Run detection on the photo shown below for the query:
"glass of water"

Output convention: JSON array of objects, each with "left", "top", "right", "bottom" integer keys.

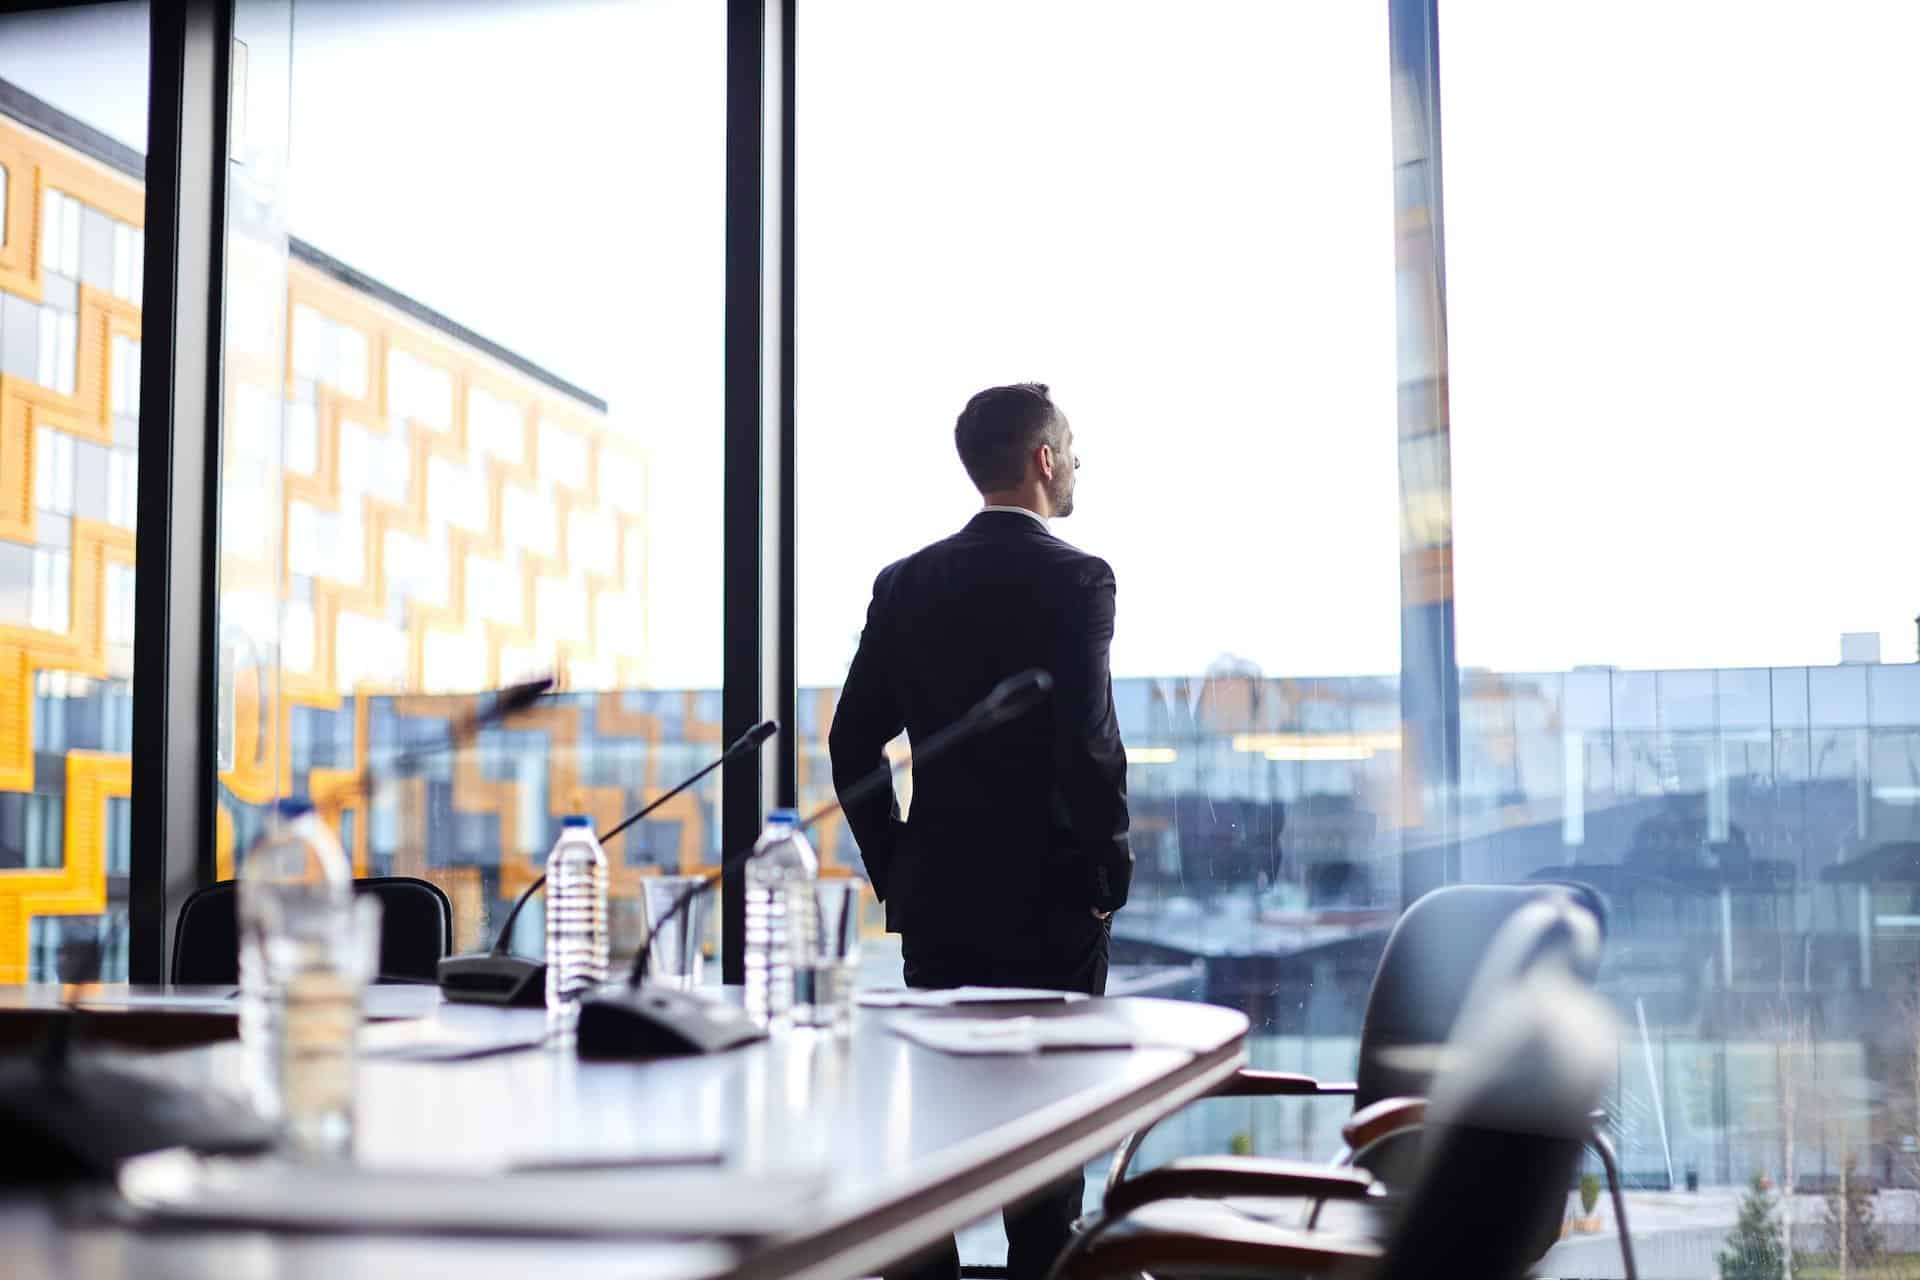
[
  {"left": 639, "top": 874, "right": 711, "bottom": 990},
  {"left": 792, "top": 878, "right": 864, "bottom": 1034},
  {"left": 273, "top": 894, "right": 380, "bottom": 1158}
]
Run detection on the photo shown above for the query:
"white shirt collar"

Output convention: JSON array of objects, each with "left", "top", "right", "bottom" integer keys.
[{"left": 980, "top": 504, "right": 1050, "bottom": 532}]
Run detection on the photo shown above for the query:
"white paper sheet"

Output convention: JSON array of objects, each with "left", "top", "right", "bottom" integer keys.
[
  {"left": 119, "top": 1148, "right": 825, "bottom": 1237},
  {"left": 886, "top": 1011, "right": 1138, "bottom": 1055},
  {"left": 857, "top": 986, "right": 1089, "bottom": 1009}
]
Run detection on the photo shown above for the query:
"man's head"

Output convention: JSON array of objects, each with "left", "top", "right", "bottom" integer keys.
[{"left": 953, "top": 382, "right": 1079, "bottom": 518}]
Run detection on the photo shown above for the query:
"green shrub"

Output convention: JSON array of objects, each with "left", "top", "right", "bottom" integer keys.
[
  {"left": 1719, "top": 1174, "right": 1784, "bottom": 1280},
  {"left": 1579, "top": 1172, "right": 1601, "bottom": 1217}
]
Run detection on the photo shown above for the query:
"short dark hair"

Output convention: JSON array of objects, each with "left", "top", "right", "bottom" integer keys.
[{"left": 953, "top": 383, "right": 1061, "bottom": 493}]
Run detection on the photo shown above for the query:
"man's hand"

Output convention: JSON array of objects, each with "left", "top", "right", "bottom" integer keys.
[{"left": 1091, "top": 908, "right": 1112, "bottom": 921}]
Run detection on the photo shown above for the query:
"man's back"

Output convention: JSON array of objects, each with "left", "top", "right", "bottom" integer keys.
[
  {"left": 836, "top": 382, "right": 1126, "bottom": 1280},
  {"left": 828, "top": 510, "right": 1131, "bottom": 943}
]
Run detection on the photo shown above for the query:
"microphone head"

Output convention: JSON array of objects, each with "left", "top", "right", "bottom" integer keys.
[
  {"left": 492, "top": 674, "right": 556, "bottom": 719},
  {"left": 978, "top": 669, "right": 1053, "bottom": 726},
  {"left": 725, "top": 719, "right": 779, "bottom": 758}
]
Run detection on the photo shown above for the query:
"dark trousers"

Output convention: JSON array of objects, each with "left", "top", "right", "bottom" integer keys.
[{"left": 883, "top": 914, "right": 1111, "bottom": 1280}]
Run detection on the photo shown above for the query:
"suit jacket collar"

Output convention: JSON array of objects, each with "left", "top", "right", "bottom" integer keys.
[{"left": 966, "top": 508, "right": 1055, "bottom": 540}]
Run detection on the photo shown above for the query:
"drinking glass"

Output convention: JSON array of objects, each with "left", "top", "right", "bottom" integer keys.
[
  {"left": 640, "top": 874, "right": 711, "bottom": 991},
  {"left": 792, "top": 878, "right": 864, "bottom": 1034},
  {"left": 275, "top": 894, "right": 380, "bottom": 1158}
]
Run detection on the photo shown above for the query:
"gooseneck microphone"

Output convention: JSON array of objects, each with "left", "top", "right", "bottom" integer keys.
[
  {"left": 436, "top": 719, "right": 779, "bottom": 1006},
  {"left": 575, "top": 669, "right": 1053, "bottom": 1059},
  {"left": 320, "top": 675, "right": 556, "bottom": 809}
]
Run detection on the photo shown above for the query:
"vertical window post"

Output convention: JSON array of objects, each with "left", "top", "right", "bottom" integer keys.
[
  {"left": 1389, "top": 0, "right": 1461, "bottom": 904},
  {"left": 723, "top": 0, "right": 797, "bottom": 982},
  {"left": 129, "top": 0, "right": 230, "bottom": 981}
]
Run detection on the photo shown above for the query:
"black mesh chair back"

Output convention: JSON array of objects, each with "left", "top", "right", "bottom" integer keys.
[
  {"left": 1352, "top": 881, "right": 1606, "bottom": 1113},
  {"left": 1376, "top": 948, "right": 1616, "bottom": 1280},
  {"left": 170, "top": 876, "right": 453, "bottom": 985}
]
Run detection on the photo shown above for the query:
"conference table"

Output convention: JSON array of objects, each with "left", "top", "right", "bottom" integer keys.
[{"left": 1, "top": 986, "right": 1248, "bottom": 1280}]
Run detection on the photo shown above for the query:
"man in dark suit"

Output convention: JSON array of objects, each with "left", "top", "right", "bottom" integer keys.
[{"left": 829, "top": 382, "right": 1131, "bottom": 1280}]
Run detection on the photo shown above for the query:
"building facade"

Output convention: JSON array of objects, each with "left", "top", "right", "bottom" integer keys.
[{"left": 0, "top": 82, "right": 652, "bottom": 981}]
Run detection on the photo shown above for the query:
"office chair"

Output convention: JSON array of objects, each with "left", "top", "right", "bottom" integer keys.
[
  {"left": 1101, "top": 882, "right": 1607, "bottom": 1194},
  {"left": 170, "top": 877, "right": 453, "bottom": 986},
  {"left": 1053, "top": 901, "right": 1622, "bottom": 1280}
]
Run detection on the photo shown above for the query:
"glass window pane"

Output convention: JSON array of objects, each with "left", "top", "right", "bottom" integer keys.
[
  {"left": 1444, "top": 0, "right": 1920, "bottom": 1202},
  {"left": 799, "top": 3, "right": 1393, "bottom": 1234},
  {"left": 210, "top": 0, "right": 723, "bottom": 978},
  {"left": 0, "top": 3, "right": 147, "bottom": 984}
]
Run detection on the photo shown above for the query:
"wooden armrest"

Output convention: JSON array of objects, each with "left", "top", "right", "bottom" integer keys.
[
  {"left": 1215, "top": 1070, "right": 1358, "bottom": 1098},
  {"left": 1104, "top": 1156, "right": 1376, "bottom": 1220},
  {"left": 1064, "top": 1200, "right": 1382, "bottom": 1280},
  {"left": 1340, "top": 1096, "right": 1426, "bottom": 1153}
]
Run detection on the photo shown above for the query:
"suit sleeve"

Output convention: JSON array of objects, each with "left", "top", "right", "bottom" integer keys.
[
  {"left": 1053, "top": 560, "right": 1133, "bottom": 913},
  {"left": 827, "top": 576, "right": 907, "bottom": 902}
]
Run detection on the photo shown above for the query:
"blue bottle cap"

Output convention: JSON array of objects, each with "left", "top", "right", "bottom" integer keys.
[
  {"left": 768, "top": 808, "right": 800, "bottom": 824},
  {"left": 561, "top": 815, "right": 593, "bottom": 828},
  {"left": 274, "top": 797, "right": 315, "bottom": 820}
]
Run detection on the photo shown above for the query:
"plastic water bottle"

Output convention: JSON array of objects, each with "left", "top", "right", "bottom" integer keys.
[
  {"left": 238, "top": 798, "right": 352, "bottom": 1144},
  {"left": 544, "top": 815, "right": 610, "bottom": 1035},
  {"left": 744, "top": 809, "right": 819, "bottom": 1030}
]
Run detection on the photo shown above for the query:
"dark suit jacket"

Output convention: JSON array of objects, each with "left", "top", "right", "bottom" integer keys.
[{"left": 827, "top": 510, "right": 1132, "bottom": 943}]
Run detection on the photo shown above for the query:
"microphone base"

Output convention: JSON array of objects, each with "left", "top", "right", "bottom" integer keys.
[
  {"left": 436, "top": 954, "right": 548, "bottom": 1007},
  {"left": 575, "top": 985, "right": 767, "bottom": 1059}
]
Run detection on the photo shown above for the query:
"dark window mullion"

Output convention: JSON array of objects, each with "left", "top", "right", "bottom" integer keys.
[{"left": 128, "top": 0, "right": 230, "bottom": 983}]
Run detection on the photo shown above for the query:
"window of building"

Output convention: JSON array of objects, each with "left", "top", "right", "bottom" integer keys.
[
  {"left": 536, "top": 419, "right": 589, "bottom": 492},
  {"left": 389, "top": 348, "right": 452, "bottom": 432},
  {"left": 291, "top": 303, "right": 368, "bottom": 399},
  {"left": 35, "top": 303, "right": 77, "bottom": 394},
  {"left": 106, "top": 562, "right": 135, "bottom": 646},
  {"left": 106, "top": 447, "right": 136, "bottom": 530},
  {"left": 41, "top": 187, "right": 80, "bottom": 278},
  {"left": 468, "top": 386, "right": 525, "bottom": 463},
  {"left": 34, "top": 426, "right": 75, "bottom": 514},
  {"left": 110, "top": 333, "right": 140, "bottom": 417},
  {"left": 110, "top": 222, "right": 142, "bottom": 304},
  {"left": 30, "top": 547, "right": 70, "bottom": 633}
]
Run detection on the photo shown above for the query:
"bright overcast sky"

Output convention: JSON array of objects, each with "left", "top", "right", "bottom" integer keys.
[{"left": 3, "top": 0, "right": 1916, "bottom": 690}]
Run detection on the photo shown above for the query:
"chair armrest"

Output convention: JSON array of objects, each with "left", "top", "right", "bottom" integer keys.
[
  {"left": 1062, "top": 1200, "right": 1382, "bottom": 1280},
  {"left": 1104, "top": 1155, "right": 1376, "bottom": 1220},
  {"left": 1103, "top": 1071, "right": 1361, "bottom": 1195},
  {"left": 1215, "top": 1070, "right": 1358, "bottom": 1098},
  {"left": 1340, "top": 1096, "right": 1426, "bottom": 1154}
]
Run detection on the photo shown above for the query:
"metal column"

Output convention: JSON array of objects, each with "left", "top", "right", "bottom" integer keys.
[{"left": 1389, "top": 0, "right": 1461, "bottom": 905}]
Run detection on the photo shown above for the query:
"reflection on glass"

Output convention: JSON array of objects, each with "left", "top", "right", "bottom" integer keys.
[
  {"left": 204, "top": 0, "right": 724, "bottom": 963},
  {"left": 0, "top": 3, "right": 148, "bottom": 982},
  {"left": 1441, "top": 0, "right": 1920, "bottom": 1224}
]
